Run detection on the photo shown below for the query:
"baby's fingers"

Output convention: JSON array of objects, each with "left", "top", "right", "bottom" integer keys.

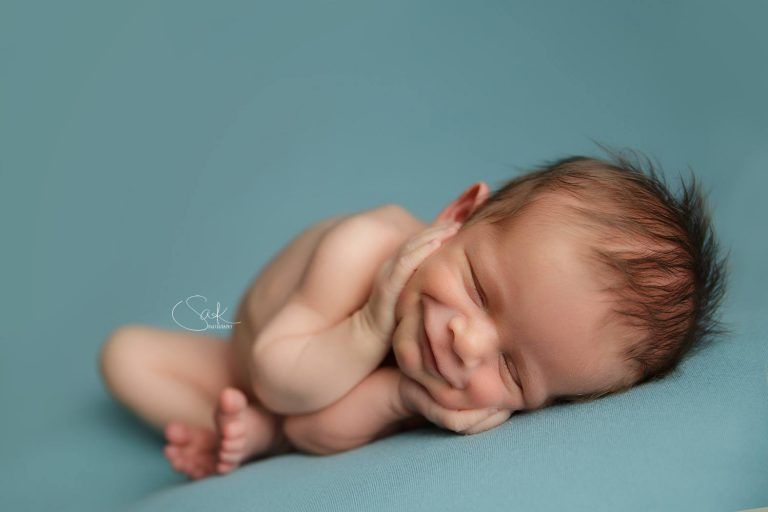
[
  {"left": 442, "top": 408, "right": 509, "bottom": 435},
  {"left": 403, "top": 222, "right": 461, "bottom": 249},
  {"left": 462, "top": 409, "right": 512, "bottom": 435},
  {"left": 363, "top": 222, "right": 460, "bottom": 340},
  {"left": 388, "top": 224, "right": 458, "bottom": 292},
  {"left": 401, "top": 378, "right": 501, "bottom": 434}
]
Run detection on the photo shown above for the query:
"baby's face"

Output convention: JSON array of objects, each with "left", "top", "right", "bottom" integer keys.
[{"left": 392, "top": 208, "right": 633, "bottom": 412}]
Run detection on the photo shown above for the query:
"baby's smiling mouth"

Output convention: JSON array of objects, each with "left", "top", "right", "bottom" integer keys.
[
  {"left": 420, "top": 323, "right": 442, "bottom": 381},
  {"left": 422, "top": 317, "right": 465, "bottom": 390}
]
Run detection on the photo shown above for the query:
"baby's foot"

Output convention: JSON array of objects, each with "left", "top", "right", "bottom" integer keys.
[
  {"left": 163, "top": 422, "right": 218, "bottom": 480},
  {"left": 214, "top": 387, "right": 286, "bottom": 475}
]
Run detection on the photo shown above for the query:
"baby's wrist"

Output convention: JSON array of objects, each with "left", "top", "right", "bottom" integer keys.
[
  {"left": 392, "top": 372, "right": 418, "bottom": 419},
  {"left": 357, "top": 303, "right": 392, "bottom": 347}
]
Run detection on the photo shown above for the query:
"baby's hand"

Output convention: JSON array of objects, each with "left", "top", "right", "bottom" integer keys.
[
  {"left": 398, "top": 374, "right": 512, "bottom": 435},
  {"left": 362, "top": 221, "right": 460, "bottom": 342}
]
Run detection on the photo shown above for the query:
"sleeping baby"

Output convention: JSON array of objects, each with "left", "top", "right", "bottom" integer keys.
[{"left": 99, "top": 149, "right": 728, "bottom": 480}]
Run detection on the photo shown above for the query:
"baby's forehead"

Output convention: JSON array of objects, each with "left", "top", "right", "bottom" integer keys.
[
  {"left": 465, "top": 220, "right": 602, "bottom": 310},
  {"left": 462, "top": 213, "right": 642, "bottom": 390},
  {"left": 475, "top": 206, "right": 596, "bottom": 260}
]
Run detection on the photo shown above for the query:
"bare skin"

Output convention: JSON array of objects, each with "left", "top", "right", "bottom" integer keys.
[
  {"left": 100, "top": 205, "right": 429, "bottom": 479},
  {"left": 100, "top": 183, "right": 635, "bottom": 480}
]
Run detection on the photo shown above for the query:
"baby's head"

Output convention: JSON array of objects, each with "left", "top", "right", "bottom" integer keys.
[{"left": 392, "top": 148, "right": 729, "bottom": 413}]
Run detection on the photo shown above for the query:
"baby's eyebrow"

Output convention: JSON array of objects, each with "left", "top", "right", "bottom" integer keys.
[{"left": 468, "top": 256, "right": 489, "bottom": 307}]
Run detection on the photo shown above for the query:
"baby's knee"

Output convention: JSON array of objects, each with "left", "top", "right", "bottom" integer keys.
[
  {"left": 100, "top": 324, "right": 146, "bottom": 360},
  {"left": 98, "top": 324, "right": 152, "bottom": 386}
]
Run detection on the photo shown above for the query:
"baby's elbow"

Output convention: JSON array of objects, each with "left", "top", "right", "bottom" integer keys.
[
  {"left": 249, "top": 342, "right": 325, "bottom": 415},
  {"left": 249, "top": 343, "right": 295, "bottom": 414}
]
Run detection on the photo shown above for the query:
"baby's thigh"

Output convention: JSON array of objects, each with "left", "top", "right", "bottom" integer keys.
[{"left": 101, "top": 324, "right": 244, "bottom": 403}]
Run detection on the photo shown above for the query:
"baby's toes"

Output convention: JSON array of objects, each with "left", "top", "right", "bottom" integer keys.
[
  {"left": 216, "top": 461, "right": 237, "bottom": 474},
  {"left": 190, "top": 460, "right": 212, "bottom": 479},
  {"left": 224, "top": 421, "right": 247, "bottom": 443},
  {"left": 192, "top": 458, "right": 218, "bottom": 479},
  {"left": 164, "top": 422, "right": 191, "bottom": 446},
  {"left": 219, "top": 387, "right": 248, "bottom": 415},
  {"left": 186, "top": 456, "right": 212, "bottom": 478},
  {"left": 189, "top": 465, "right": 207, "bottom": 480},
  {"left": 167, "top": 446, "right": 196, "bottom": 472},
  {"left": 163, "top": 445, "right": 184, "bottom": 471},
  {"left": 215, "top": 389, "right": 249, "bottom": 436},
  {"left": 219, "top": 447, "right": 245, "bottom": 464},
  {"left": 164, "top": 444, "right": 179, "bottom": 460},
  {"left": 220, "top": 437, "right": 246, "bottom": 453}
]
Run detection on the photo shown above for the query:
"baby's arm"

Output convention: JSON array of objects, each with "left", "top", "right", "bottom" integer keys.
[
  {"left": 251, "top": 216, "right": 458, "bottom": 417},
  {"left": 282, "top": 367, "right": 425, "bottom": 455},
  {"left": 250, "top": 213, "right": 408, "bottom": 415},
  {"left": 282, "top": 366, "right": 510, "bottom": 455}
]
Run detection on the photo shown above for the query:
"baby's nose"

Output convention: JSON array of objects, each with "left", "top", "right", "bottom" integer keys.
[{"left": 448, "top": 315, "right": 493, "bottom": 369}]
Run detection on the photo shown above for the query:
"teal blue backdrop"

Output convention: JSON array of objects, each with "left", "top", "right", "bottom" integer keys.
[{"left": 1, "top": 1, "right": 766, "bottom": 511}]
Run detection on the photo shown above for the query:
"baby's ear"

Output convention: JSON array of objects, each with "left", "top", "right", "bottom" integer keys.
[{"left": 434, "top": 182, "right": 490, "bottom": 225}]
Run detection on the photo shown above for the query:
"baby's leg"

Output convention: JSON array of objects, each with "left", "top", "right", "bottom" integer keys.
[{"left": 99, "top": 325, "right": 291, "bottom": 478}]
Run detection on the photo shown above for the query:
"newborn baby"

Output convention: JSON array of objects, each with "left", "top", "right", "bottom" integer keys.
[{"left": 99, "top": 151, "right": 728, "bottom": 480}]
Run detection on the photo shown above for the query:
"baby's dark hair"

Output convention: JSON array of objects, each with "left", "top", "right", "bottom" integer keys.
[{"left": 463, "top": 144, "right": 730, "bottom": 405}]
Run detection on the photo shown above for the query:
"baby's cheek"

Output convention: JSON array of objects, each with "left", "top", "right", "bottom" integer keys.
[{"left": 391, "top": 322, "right": 418, "bottom": 374}]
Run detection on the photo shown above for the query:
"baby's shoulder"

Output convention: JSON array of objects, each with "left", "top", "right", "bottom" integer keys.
[
  {"left": 352, "top": 203, "right": 425, "bottom": 238},
  {"left": 308, "top": 204, "right": 428, "bottom": 287},
  {"left": 307, "top": 204, "right": 425, "bottom": 301},
  {"left": 305, "top": 204, "right": 412, "bottom": 273}
]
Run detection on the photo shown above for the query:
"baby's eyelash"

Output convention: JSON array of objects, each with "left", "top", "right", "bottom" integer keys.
[
  {"left": 503, "top": 355, "right": 522, "bottom": 391},
  {"left": 469, "top": 263, "right": 487, "bottom": 308},
  {"left": 472, "top": 282, "right": 484, "bottom": 307}
]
